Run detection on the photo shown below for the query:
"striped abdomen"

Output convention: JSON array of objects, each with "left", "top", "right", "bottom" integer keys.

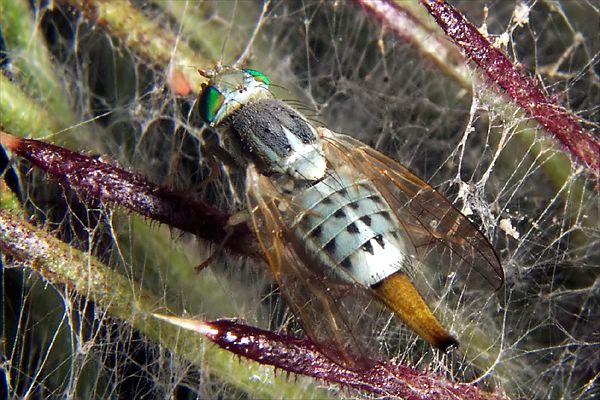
[
  {"left": 281, "top": 164, "right": 458, "bottom": 350},
  {"left": 285, "top": 165, "right": 409, "bottom": 287}
]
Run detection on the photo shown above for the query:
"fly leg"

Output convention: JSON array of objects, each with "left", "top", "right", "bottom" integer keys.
[
  {"left": 195, "top": 209, "right": 250, "bottom": 272},
  {"left": 194, "top": 138, "right": 244, "bottom": 192},
  {"left": 193, "top": 132, "right": 249, "bottom": 272}
]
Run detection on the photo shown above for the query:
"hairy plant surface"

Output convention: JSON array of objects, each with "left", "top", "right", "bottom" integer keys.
[{"left": 1, "top": 1, "right": 598, "bottom": 399}]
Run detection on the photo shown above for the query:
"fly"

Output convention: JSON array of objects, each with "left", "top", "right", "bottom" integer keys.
[{"left": 196, "top": 66, "right": 503, "bottom": 370}]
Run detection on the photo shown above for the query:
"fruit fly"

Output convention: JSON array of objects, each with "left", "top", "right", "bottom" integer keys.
[{"left": 196, "top": 66, "right": 503, "bottom": 370}]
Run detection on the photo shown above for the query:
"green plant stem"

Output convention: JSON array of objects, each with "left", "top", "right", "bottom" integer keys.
[
  {"left": 0, "top": 206, "right": 327, "bottom": 399},
  {"left": 0, "top": 0, "right": 77, "bottom": 139},
  {"left": 69, "top": 0, "right": 210, "bottom": 91}
]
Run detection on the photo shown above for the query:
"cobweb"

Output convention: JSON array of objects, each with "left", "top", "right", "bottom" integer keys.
[{"left": 1, "top": 1, "right": 598, "bottom": 399}]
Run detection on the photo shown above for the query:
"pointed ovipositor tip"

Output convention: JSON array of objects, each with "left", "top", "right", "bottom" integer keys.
[
  {"left": 435, "top": 334, "right": 459, "bottom": 352},
  {"left": 372, "top": 271, "right": 458, "bottom": 350}
]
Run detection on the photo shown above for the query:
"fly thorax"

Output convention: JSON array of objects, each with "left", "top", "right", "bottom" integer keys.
[
  {"left": 284, "top": 166, "right": 410, "bottom": 287},
  {"left": 227, "top": 99, "right": 326, "bottom": 181}
]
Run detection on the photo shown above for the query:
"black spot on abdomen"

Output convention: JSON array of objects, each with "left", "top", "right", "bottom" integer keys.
[
  {"left": 334, "top": 209, "right": 346, "bottom": 218},
  {"left": 324, "top": 239, "right": 336, "bottom": 253},
  {"left": 361, "top": 240, "right": 374, "bottom": 255},
  {"left": 346, "top": 222, "right": 359, "bottom": 234}
]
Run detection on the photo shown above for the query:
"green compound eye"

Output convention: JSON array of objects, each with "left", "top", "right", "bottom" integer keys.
[
  {"left": 243, "top": 69, "right": 270, "bottom": 86},
  {"left": 198, "top": 85, "right": 225, "bottom": 124}
]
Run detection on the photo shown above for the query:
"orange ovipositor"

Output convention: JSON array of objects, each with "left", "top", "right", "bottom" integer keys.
[{"left": 372, "top": 271, "right": 458, "bottom": 351}]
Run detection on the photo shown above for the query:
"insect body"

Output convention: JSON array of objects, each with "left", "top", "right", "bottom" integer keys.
[{"left": 197, "top": 67, "right": 503, "bottom": 370}]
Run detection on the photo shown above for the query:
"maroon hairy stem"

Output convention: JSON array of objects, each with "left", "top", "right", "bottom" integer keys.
[
  {"left": 188, "top": 318, "right": 508, "bottom": 400},
  {"left": 0, "top": 132, "right": 258, "bottom": 257},
  {"left": 354, "top": 0, "right": 466, "bottom": 82},
  {"left": 419, "top": 0, "right": 599, "bottom": 181},
  {"left": 356, "top": 0, "right": 599, "bottom": 181}
]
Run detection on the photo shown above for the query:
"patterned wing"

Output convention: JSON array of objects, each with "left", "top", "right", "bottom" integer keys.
[
  {"left": 320, "top": 128, "right": 504, "bottom": 291},
  {"left": 245, "top": 166, "right": 384, "bottom": 371}
]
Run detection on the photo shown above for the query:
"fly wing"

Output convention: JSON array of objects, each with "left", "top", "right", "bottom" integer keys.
[
  {"left": 245, "top": 166, "right": 383, "bottom": 371},
  {"left": 320, "top": 129, "right": 503, "bottom": 291}
]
